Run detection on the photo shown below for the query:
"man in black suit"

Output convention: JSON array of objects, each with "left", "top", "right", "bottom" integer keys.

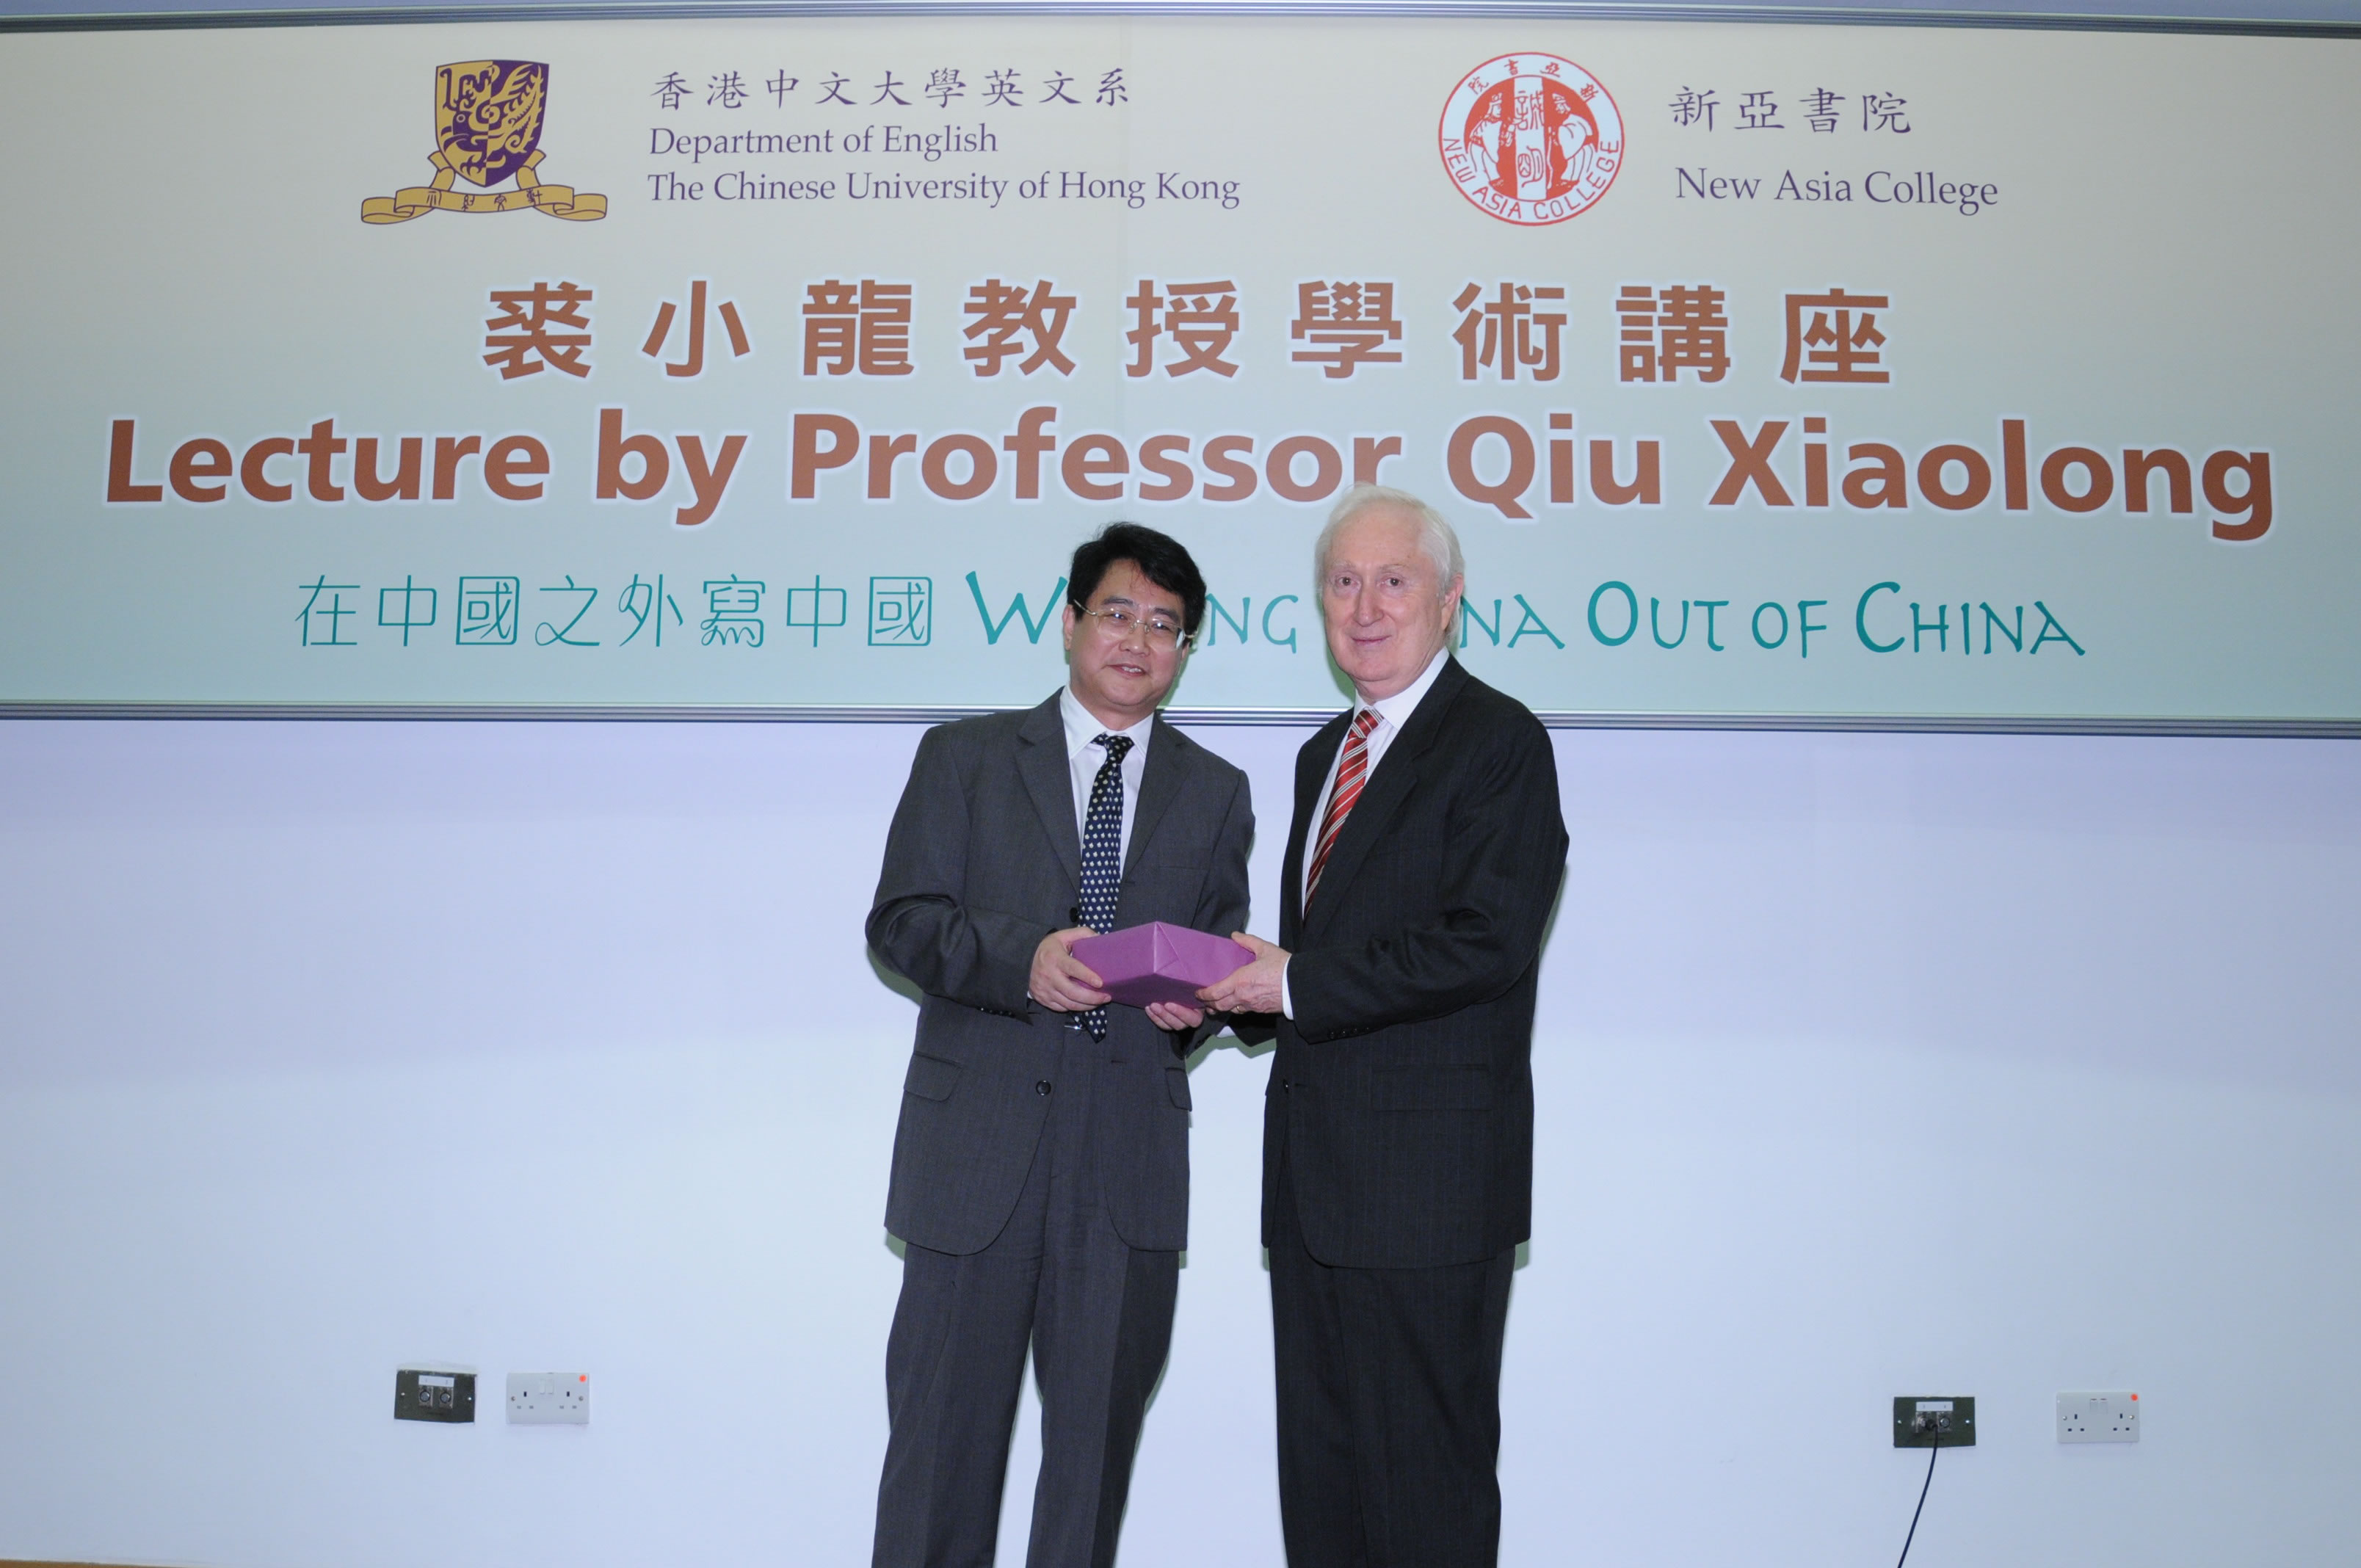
[
  {"left": 866, "top": 523, "right": 1253, "bottom": 1568},
  {"left": 1203, "top": 486, "right": 1568, "bottom": 1568}
]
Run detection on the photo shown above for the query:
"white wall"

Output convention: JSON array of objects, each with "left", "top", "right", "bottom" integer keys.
[{"left": 1, "top": 717, "right": 2356, "bottom": 1567}]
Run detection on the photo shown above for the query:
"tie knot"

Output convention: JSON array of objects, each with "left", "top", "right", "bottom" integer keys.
[
  {"left": 1350, "top": 708, "right": 1380, "bottom": 740},
  {"left": 1095, "top": 733, "right": 1134, "bottom": 766}
]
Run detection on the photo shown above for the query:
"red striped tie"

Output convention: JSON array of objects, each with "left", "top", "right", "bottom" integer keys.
[{"left": 1305, "top": 708, "right": 1382, "bottom": 906}]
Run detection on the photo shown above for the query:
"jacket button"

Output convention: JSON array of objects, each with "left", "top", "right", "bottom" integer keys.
[
  {"left": 1035, "top": 1080, "right": 1053, "bottom": 1096},
  {"left": 1281, "top": 1078, "right": 1293, "bottom": 1092}
]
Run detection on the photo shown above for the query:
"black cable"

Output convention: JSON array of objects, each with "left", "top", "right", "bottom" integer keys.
[{"left": 1894, "top": 1431, "right": 1940, "bottom": 1568}]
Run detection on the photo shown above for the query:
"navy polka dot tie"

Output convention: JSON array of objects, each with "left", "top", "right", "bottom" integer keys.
[{"left": 1077, "top": 733, "right": 1132, "bottom": 1040}]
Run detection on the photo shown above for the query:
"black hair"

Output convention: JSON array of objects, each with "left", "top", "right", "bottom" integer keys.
[{"left": 1067, "top": 522, "right": 1209, "bottom": 636}]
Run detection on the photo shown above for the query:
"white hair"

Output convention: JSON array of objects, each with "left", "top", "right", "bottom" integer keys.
[{"left": 1315, "top": 484, "right": 1464, "bottom": 592}]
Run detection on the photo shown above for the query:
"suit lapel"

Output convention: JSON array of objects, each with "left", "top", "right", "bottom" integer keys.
[
  {"left": 1302, "top": 659, "right": 1470, "bottom": 945},
  {"left": 1122, "top": 716, "right": 1190, "bottom": 881},
  {"left": 1016, "top": 693, "right": 1082, "bottom": 887},
  {"left": 1282, "top": 709, "right": 1352, "bottom": 945}
]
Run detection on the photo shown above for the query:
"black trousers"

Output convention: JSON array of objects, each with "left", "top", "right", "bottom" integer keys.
[
  {"left": 1268, "top": 1147, "right": 1516, "bottom": 1568},
  {"left": 872, "top": 1030, "right": 1180, "bottom": 1568}
]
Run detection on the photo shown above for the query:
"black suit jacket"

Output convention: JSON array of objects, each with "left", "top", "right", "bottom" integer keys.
[
  {"left": 868, "top": 692, "right": 1253, "bottom": 1255},
  {"left": 1261, "top": 658, "right": 1568, "bottom": 1269}
]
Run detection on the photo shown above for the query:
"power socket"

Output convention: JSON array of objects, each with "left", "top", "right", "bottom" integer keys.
[
  {"left": 1893, "top": 1395, "right": 1976, "bottom": 1447},
  {"left": 507, "top": 1371, "right": 591, "bottom": 1425},
  {"left": 2057, "top": 1390, "right": 2139, "bottom": 1442},
  {"left": 394, "top": 1368, "right": 476, "bottom": 1423}
]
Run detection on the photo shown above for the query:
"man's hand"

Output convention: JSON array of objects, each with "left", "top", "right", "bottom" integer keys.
[
  {"left": 1143, "top": 1001, "right": 1205, "bottom": 1034},
  {"left": 1030, "top": 927, "right": 1111, "bottom": 1012},
  {"left": 1198, "top": 932, "right": 1288, "bottom": 1015}
]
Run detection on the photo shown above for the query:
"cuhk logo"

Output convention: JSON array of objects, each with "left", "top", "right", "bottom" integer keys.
[
  {"left": 1440, "top": 53, "right": 1622, "bottom": 225},
  {"left": 362, "top": 61, "right": 606, "bottom": 223}
]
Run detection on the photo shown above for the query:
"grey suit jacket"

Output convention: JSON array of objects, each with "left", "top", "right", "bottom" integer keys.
[{"left": 867, "top": 692, "right": 1254, "bottom": 1255}]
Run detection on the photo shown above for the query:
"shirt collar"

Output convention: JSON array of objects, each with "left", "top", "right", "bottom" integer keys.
[
  {"left": 1355, "top": 647, "right": 1451, "bottom": 733},
  {"left": 1059, "top": 683, "right": 1157, "bottom": 762}
]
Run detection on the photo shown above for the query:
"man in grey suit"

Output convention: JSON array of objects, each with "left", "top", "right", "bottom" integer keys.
[
  {"left": 1205, "top": 487, "right": 1568, "bottom": 1568},
  {"left": 866, "top": 523, "right": 1253, "bottom": 1568}
]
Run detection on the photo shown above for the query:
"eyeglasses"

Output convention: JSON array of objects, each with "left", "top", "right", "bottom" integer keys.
[{"left": 1078, "top": 604, "right": 1192, "bottom": 652}]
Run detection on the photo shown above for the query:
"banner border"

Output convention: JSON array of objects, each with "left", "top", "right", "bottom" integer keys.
[
  {"left": 4, "top": 1, "right": 2359, "bottom": 39},
  {"left": 4, "top": 703, "right": 2357, "bottom": 736}
]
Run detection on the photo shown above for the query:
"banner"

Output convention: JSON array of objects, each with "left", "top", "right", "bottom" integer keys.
[{"left": 4, "top": 12, "right": 2356, "bottom": 726}]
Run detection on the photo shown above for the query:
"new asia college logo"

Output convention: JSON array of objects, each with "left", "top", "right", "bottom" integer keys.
[
  {"left": 361, "top": 61, "right": 607, "bottom": 223},
  {"left": 1439, "top": 53, "right": 1622, "bottom": 225}
]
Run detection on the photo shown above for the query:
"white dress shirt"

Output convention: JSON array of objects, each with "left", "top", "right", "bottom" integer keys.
[
  {"left": 1280, "top": 647, "right": 1451, "bottom": 1017},
  {"left": 1059, "top": 683, "right": 1154, "bottom": 892}
]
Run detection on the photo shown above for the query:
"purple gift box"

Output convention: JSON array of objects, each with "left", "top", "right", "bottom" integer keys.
[{"left": 1069, "top": 921, "right": 1254, "bottom": 1009}]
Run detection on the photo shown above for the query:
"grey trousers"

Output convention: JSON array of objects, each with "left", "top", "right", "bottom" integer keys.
[{"left": 872, "top": 1030, "right": 1180, "bottom": 1568}]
